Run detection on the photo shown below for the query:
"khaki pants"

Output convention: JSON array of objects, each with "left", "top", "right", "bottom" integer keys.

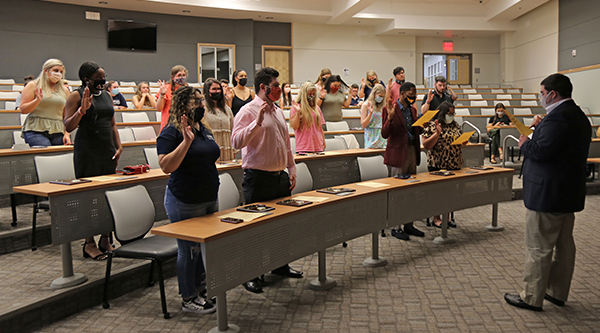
[{"left": 520, "top": 209, "right": 576, "bottom": 307}]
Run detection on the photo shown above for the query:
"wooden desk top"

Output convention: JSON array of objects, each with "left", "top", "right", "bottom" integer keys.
[
  {"left": 152, "top": 167, "right": 514, "bottom": 243},
  {"left": 0, "top": 140, "right": 156, "bottom": 157},
  {"left": 486, "top": 125, "right": 517, "bottom": 129},
  {"left": 587, "top": 158, "right": 600, "bottom": 164}
]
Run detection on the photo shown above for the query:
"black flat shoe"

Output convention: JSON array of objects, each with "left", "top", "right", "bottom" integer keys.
[
  {"left": 404, "top": 225, "right": 425, "bottom": 237},
  {"left": 504, "top": 293, "right": 542, "bottom": 311},
  {"left": 242, "top": 278, "right": 263, "bottom": 293},
  {"left": 448, "top": 220, "right": 457, "bottom": 228},
  {"left": 391, "top": 228, "right": 409, "bottom": 241},
  {"left": 544, "top": 294, "right": 565, "bottom": 306},
  {"left": 433, "top": 220, "right": 442, "bottom": 229},
  {"left": 271, "top": 265, "right": 303, "bottom": 278}
]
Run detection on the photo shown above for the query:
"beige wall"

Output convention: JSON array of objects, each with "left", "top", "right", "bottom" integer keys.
[
  {"left": 501, "top": 0, "right": 559, "bottom": 93},
  {"left": 292, "top": 23, "right": 417, "bottom": 87},
  {"left": 292, "top": 22, "right": 502, "bottom": 88}
]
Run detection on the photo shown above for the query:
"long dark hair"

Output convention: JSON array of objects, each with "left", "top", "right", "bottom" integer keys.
[
  {"left": 232, "top": 69, "right": 246, "bottom": 87},
  {"left": 324, "top": 75, "right": 349, "bottom": 94},
  {"left": 281, "top": 82, "right": 292, "bottom": 106},
  {"left": 437, "top": 101, "right": 455, "bottom": 126},
  {"left": 203, "top": 77, "right": 226, "bottom": 114},
  {"left": 168, "top": 86, "right": 209, "bottom": 134}
]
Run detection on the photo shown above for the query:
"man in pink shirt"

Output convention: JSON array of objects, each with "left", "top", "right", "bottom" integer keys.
[{"left": 231, "top": 67, "right": 302, "bottom": 293}]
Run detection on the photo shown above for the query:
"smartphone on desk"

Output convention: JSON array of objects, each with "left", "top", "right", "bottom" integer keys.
[{"left": 221, "top": 217, "right": 244, "bottom": 224}]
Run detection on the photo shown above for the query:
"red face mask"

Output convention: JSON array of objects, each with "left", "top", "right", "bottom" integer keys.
[
  {"left": 266, "top": 85, "right": 281, "bottom": 102},
  {"left": 330, "top": 86, "right": 340, "bottom": 94}
]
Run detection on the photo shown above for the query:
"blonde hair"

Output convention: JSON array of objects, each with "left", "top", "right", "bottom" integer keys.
[
  {"left": 295, "top": 81, "right": 322, "bottom": 130},
  {"left": 35, "top": 59, "right": 68, "bottom": 99},
  {"left": 366, "top": 84, "right": 386, "bottom": 112},
  {"left": 135, "top": 81, "right": 153, "bottom": 107},
  {"left": 365, "top": 70, "right": 378, "bottom": 88}
]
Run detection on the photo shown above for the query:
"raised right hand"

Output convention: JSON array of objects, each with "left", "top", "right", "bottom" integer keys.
[
  {"left": 434, "top": 119, "right": 442, "bottom": 134},
  {"left": 34, "top": 87, "right": 43, "bottom": 101},
  {"left": 388, "top": 77, "right": 394, "bottom": 87},
  {"left": 257, "top": 102, "right": 268, "bottom": 126},
  {"left": 360, "top": 78, "right": 366, "bottom": 86},
  {"left": 427, "top": 89, "right": 434, "bottom": 103},
  {"left": 181, "top": 115, "right": 194, "bottom": 143},
  {"left": 158, "top": 80, "right": 167, "bottom": 94},
  {"left": 320, "top": 89, "right": 326, "bottom": 99},
  {"left": 80, "top": 87, "right": 92, "bottom": 115}
]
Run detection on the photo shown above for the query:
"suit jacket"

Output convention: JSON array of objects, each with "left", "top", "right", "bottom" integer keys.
[
  {"left": 381, "top": 102, "right": 421, "bottom": 168},
  {"left": 521, "top": 99, "right": 591, "bottom": 213}
]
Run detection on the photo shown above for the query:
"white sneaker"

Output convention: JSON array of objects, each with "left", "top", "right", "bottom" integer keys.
[{"left": 182, "top": 296, "right": 216, "bottom": 314}]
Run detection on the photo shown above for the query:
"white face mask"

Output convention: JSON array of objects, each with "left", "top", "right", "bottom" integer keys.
[
  {"left": 539, "top": 92, "right": 553, "bottom": 110},
  {"left": 444, "top": 115, "right": 454, "bottom": 124},
  {"left": 374, "top": 96, "right": 383, "bottom": 103},
  {"left": 49, "top": 71, "right": 62, "bottom": 83},
  {"left": 497, "top": 111, "right": 505, "bottom": 117}
]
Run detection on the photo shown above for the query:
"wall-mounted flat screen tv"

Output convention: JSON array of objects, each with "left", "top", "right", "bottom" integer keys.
[{"left": 108, "top": 19, "right": 157, "bottom": 51}]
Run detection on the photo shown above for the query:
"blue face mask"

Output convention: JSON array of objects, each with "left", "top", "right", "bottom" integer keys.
[
  {"left": 374, "top": 96, "right": 384, "bottom": 103},
  {"left": 111, "top": 88, "right": 119, "bottom": 95}
]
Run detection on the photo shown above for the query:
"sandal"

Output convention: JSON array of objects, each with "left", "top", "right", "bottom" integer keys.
[
  {"left": 490, "top": 157, "right": 498, "bottom": 164},
  {"left": 83, "top": 240, "right": 108, "bottom": 261},
  {"left": 98, "top": 235, "right": 114, "bottom": 253}
]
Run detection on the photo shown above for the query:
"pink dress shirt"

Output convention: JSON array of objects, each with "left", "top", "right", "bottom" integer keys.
[{"left": 232, "top": 95, "right": 297, "bottom": 177}]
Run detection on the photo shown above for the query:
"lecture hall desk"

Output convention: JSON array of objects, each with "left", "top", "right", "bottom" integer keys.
[{"left": 153, "top": 167, "right": 513, "bottom": 333}]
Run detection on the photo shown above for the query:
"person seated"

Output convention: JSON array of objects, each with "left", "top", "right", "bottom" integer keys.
[
  {"left": 421, "top": 101, "right": 467, "bottom": 228},
  {"left": 132, "top": 81, "right": 157, "bottom": 109},
  {"left": 105, "top": 81, "right": 128, "bottom": 109},
  {"left": 486, "top": 103, "right": 513, "bottom": 164},
  {"left": 15, "top": 75, "right": 35, "bottom": 110},
  {"left": 290, "top": 81, "right": 325, "bottom": 153},
  {"left": 349, "top": 84, "right": 363, "bottom": 107}
]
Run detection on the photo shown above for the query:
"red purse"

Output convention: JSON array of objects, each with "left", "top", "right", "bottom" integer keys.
[{"left": 117, "top": 164, "right": 150, "bottom": 175}]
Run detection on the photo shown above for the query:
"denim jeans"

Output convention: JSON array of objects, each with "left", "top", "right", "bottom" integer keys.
[
  {"left": 164, "top": 186, "right": 218, "bottom": 299},
  {"left": 23, "top": 131, "right": 63, "bottom": 147}
]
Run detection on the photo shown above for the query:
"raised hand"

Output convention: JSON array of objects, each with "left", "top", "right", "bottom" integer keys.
[
  {"left": 257, "top": 102, "right": 268, "bottom": 126},
  {"left": 434, "top": 119, "right": 442, "bottom": 134},
  {"left": 80, "top": 87, "right": 92, "bottom": 115},
  {"left": 388, "top": 77, "right": 394, "bottom": 87},
  {"left": 361, "top": 78, "right": 366, "bottom": 87},
  {"left": 34, "top": 87, "right": 43, "bottom": 101},
  {"left": 427, "top": 89, "right": 434, "bottom": 103},
  {"left": 158, "top": 80, "right": 167, "bottom": 95},
  {"left": 181, "top": 115, "right": 194, "bottom": 143},
  {"left": 320, "top": 88, "right": 326, "bottom": 99}
]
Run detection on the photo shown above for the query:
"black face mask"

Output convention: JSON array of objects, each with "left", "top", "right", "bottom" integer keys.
[
  {"left": 209, "top": 92, "right": 223, "bottom": 101},
  {"left": 87, "top": 78, "right": 106, "bottom": 91},
  {"left": 405, "top": 96, "right": 416, "bottom": 105},
  {"left": 238, "top": 78, "right": 247, "bottom": 86},
  {"left": 368, "top": 79, "right": 377, "bottom": 85},
  {"left": 396, "top": 79, "right": 404, "bottom": 85},
  {"left": 191, "top": 107, "right": 205, "bottom": 123},
  {"left": 321, "top": 77, "right": 327, "bottom": 82}
]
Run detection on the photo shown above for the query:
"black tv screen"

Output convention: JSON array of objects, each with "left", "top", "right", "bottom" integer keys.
[{"left": 108, "top": 19, "right": 157, "bottom": 51}]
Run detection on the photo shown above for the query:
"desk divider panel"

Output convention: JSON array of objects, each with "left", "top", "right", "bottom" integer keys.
[
  {"left": 202, "top": 192, "right": 388, "bottom": 297},
  {"left": 50, "top": 179, "right": 168, "bottom": 244},
  {"left": 0, "top": 154, "right": 40, "bottom": 192},
  {"left": 387, "top": 172, "right": 512, "bottom": 226}
]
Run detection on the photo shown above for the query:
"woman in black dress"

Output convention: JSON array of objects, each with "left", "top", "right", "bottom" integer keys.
[{"left": 64, "top": 61, "right": 123, "bottom": 260}]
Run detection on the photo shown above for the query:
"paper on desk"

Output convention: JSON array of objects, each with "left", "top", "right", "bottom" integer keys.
[
  {"left": 412, "top": 110, "right": 439, "bottom": 127},
  {"left": 356, "top": 182, "right": 390, "bottom": 188},
  {"left": 451, "top": 131, "right": 475, "bottom": 145},
  {"left": 217, "top": 211, "right": 272, "bottom": 222},
  {"left": 293, "top": 195, "right": 329, "bottom": 202},
  {"left": 504, "top": 110, "right": 534, "bottom": 136}
]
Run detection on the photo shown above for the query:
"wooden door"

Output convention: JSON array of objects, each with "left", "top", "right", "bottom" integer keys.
[
  {"left": 264, "top": 49, "right": 291, "bottom": 84},
  {"left": 447, "top": 55, "right": 471, "bottom": 85}
]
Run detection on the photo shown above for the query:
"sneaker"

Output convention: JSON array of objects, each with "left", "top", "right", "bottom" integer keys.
[
  {"left": 182, "top": 296, "right": 216, "bottom": 314},
  {"left": 404, "top": 225, "right": 425, "bottom": 237},
  {"left": 391, "top": 228, "right": 410, "bottom": 241}
]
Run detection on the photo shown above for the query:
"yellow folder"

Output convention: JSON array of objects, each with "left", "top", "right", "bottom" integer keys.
[
  {"left": 451, "top": 131, "right": 475, "bottom": 145},
  {"left": 412, "top": 110, "right": 439, "bottom": 127},
  {"left": 504, "top": 110, "right": 534, "bottom": 136}
]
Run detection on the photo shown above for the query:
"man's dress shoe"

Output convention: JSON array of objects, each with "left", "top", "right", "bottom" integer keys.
[
  {"left": 504, "top": 293, "right": 542, "bottom": 311},
  {"left": 271, "top": 265, "right": 303, "bottom": 278}
]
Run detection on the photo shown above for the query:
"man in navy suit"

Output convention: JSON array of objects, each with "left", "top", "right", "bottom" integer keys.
[{"left": 504, "top": 73, "right": 591, "bottom": 311}]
